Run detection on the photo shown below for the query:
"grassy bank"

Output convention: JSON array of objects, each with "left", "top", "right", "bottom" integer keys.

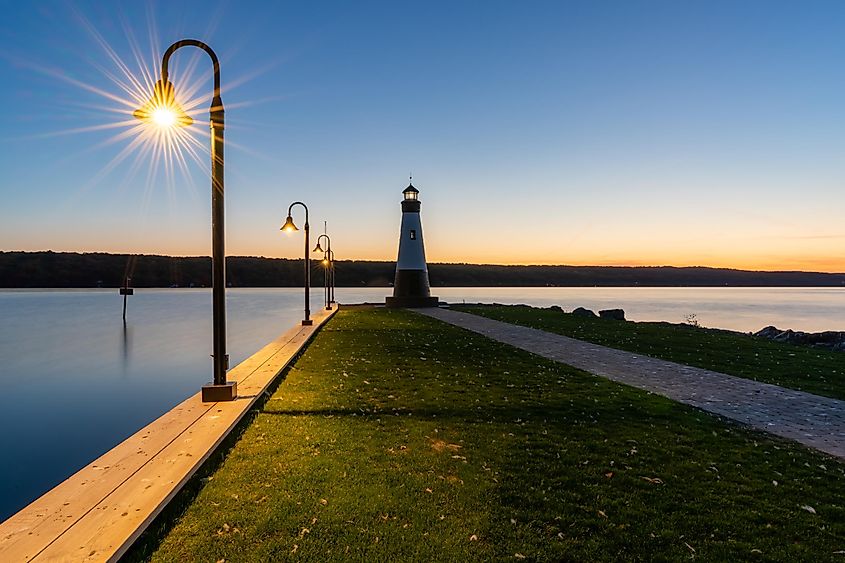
[
  {"left": 454, "top": 304, "right": 845, "bottom": 402},
  {"left": 146, "top": 308, "right": 844, "bottom": 561}
]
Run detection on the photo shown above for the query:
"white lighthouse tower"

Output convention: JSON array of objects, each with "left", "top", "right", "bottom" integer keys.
[{"left": 385, "top": 179, "right": 439, "bottom": 308}]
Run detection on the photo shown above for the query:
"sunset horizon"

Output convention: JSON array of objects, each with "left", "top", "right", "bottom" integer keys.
[{"left": 5, "top": 246, "right": 845, "bottom": 275}]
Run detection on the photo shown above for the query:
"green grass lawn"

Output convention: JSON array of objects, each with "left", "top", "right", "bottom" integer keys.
[
  {"left": 143, "top": 307, "right": 844, "bottom": 562},
  {"left": 453, "top": 304, "right": 845, "bottom": 402}
]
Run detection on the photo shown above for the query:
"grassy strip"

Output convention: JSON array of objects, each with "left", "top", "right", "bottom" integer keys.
[
  {"left": 453, "top": 304, "right": 845, "bottom": 402},
  {"left": 149, "top": 308, "right": 844, "bottom": 562}
]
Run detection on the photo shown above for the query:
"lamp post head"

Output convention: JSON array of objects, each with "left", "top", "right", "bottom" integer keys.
[
  {"left": 313, "top": 241, "right": 324, "bottom": 253},
  {"left": 281, "top": 215, "right": 298, "bottom": 232},
  {"left": 133, "top": 79, "right": 193, "bottom": 128}
]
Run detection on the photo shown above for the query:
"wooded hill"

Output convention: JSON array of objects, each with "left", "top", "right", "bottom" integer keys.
[{"left": 2, "top": 251, "right": 844, "bottom": 288}]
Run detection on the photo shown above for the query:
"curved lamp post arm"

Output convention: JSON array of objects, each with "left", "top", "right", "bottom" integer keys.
[
  {"left": 288, "top": 201, "right": 309, "bottom": 227},
  {"left": 162, "top": 40, "right": 224, "bottom": 131},
  {"left": 315, "top": 234, "right": 331, "bottom": 254},
  {"left": 162, "top": 40, "right": 221, "bottom": 102}
]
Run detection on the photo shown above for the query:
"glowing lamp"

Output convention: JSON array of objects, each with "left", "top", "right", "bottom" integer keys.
[
  {"left": 280, "top": 215, "right": 298, "bottom": 232},
  {"left": 313, "top": 241, "right": 324, "bottom": 253},
  {"left": 133, "top": 79, "right": 193, "bottom": 128},
  {"left": 403, "top": 184, "right": 419, "bottom": 201}
]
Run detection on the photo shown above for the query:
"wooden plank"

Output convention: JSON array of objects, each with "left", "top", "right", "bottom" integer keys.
[{"left": 0, "top": 306, "right": 337, "bottom": 562}]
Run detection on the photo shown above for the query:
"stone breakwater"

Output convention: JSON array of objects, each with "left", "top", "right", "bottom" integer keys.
[
  {"left": 557, "top": 306, "right": 626, "bottom": 321},
  {"left": 754, "top": 326, "right": 845, "bottom": 352}
]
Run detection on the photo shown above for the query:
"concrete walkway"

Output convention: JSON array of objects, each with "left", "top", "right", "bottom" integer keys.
[{"left": 416, "top": 308, "right": 845, "bottom": 460}]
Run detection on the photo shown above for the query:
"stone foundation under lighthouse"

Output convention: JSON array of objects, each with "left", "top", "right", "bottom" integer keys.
[{"left": 385, "top": 181, "right": 439, "bottom": 308}]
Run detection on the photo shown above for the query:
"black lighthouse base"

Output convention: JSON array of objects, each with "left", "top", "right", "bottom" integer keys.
[
  {"left": 386, "top": 269, "right": 439, "bottom": 308},
  {"left": 385, "top": 295, "right": 440, "bottom": 308}
]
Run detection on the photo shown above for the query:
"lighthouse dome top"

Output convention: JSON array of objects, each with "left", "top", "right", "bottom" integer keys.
[{"left": 403, "top": 183, "right": 419, "bottom": 201}]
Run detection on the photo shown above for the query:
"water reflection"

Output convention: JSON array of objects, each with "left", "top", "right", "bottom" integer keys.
[
  {"left": 0, "top": 288, "right": 322, "bottom": 521},
  {"left": 121, "top": 320, "right": 131, "bottom": 374}
]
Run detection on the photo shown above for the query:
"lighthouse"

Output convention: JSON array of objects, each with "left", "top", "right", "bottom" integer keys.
[{"left": 385, "top": 179, "right": 439, "bottom": 308}]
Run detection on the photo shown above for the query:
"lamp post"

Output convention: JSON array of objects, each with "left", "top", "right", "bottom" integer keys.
[
  {"left": 281, "top": 202, "right": 312, "bottom": 325},
  {"left": 133, "top": 39, "right": 236, "bottom": 402},
  {"left": 327, "top": 249, "right": 335, "bottom": 305},
  {"left": 314, "top": 234, "right": 331, "bottom": 310}
]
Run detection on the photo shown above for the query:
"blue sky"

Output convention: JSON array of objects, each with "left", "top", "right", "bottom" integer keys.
[{"left": 2, "top": 0, "right": 845, "bottom": 270}]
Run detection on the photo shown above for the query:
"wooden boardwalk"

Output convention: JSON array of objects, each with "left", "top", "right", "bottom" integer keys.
[{"left": 0, "top": 306, "right": 337, "bottom": 562}]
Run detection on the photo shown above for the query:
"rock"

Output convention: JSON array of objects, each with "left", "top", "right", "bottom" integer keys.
[
  {"left": 754, "top": 326, "right": 782, "bottom": 339},
  {"left": 599, "top": 309, "right": 626, "bottom": 321},
  {"left": 807, "top": 331, "right": 843, "bottom": 346},
  {"left": 572, "top": 307, "right": 597, "bottom": 318},
  {"left": 754, "top": 325, "right": 845, "bottom": 352}
]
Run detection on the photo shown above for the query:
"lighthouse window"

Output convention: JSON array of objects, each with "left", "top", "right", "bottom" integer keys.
[{"left": 410, "top": 229, "right": 416, "bottom": 240}]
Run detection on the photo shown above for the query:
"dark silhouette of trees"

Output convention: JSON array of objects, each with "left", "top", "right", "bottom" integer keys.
[{"left": 1, "top": 251, "right": 844, "bottom": 288}]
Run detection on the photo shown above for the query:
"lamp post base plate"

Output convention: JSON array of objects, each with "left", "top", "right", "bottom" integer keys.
[
  {"left": 201, "top": 381, "right": 237, "bottom": 402},
  {"left": 302, "top": 319, "right": 314, "bottom": 326}
]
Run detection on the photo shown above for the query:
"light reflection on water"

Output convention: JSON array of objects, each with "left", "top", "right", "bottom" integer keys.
[{"left": 0, "top": 286, "right": 843, "bottom": 520}]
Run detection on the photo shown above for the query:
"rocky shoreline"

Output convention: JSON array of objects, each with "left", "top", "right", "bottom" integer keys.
[
  {"left": 555, "top": 304, "right": 845, "bottom": 353},
  {"left": 752, "top": 326, "right": 845, "bottom": 352}
]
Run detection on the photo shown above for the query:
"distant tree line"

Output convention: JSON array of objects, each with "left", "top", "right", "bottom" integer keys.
[{"left": 1, "top": 251, "right": 844, "bottom": 288}]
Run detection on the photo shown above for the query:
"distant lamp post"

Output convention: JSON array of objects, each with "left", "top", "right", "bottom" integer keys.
[
  {"left": 281, "top": 201, "right": 312, "bottom": 325},
  {"left": 119, "top": 276, "right": 134, "bottom": 321},
  {"left": 327, "top": 249, "right": 336, "bottom": 305},
  {"left": 133, "top": 39, "right": 236, "bottom": 402},
  {"left": 313, "top": 234, "right": 332, "bottom": 310}
]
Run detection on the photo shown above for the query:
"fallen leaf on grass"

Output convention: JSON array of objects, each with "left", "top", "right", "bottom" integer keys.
[
  {"left": 641, "top": 476, "right": 664, "bottom": 485},
  {"left": 605, "top": 472, "right": 614, "bottom": 479},
  {"left": 469, "top": 534, "right": 478, "bottom": 541},
  {"left": 685, "top": 542, "right": 696, "bottom": 553},
  {"left": 801, "top": 505, "right": 817, "bottom": 514},
  {"left": 515, "top": 554, "right": 526, "bottom": 559},
  {"left": 597, "top": 510, "right": 607, "bottom": 519}
]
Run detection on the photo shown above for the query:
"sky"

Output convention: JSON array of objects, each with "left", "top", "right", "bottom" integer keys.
[{"left": 1, "top": 0, "right": 845, "bottom": 271}]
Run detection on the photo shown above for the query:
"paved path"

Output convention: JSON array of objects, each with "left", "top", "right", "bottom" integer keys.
[
  {"left": 0, "top": 306, "right": 338, "bottom": 563},
  {"left": 416, "top": 308, "right": 845, "bottom": 460}
]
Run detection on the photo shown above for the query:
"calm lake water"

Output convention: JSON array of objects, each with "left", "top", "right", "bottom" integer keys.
[{"left": 0, "top": 286, "right": 843, "bottom": 520}]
